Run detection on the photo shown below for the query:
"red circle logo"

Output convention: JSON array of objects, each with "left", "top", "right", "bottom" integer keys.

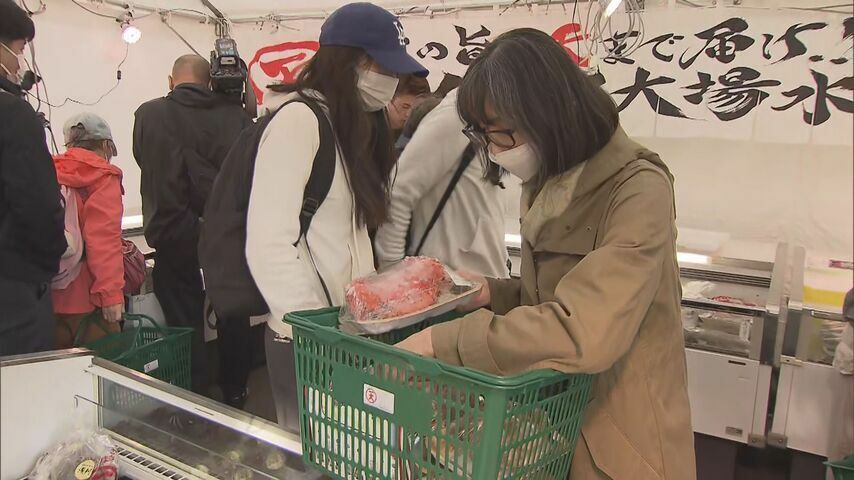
[{"left": 365, "top": 388, "right": 377, "bottom": 404}]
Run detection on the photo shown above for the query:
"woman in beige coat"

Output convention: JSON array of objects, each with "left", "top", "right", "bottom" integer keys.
[{"left": 398, "top": 28, "right": 696, "bottom": 480}]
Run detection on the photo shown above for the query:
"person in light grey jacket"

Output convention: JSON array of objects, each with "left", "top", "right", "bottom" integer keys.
[{"left": 375, "top": 90, "right": 509, "bottom": 278}]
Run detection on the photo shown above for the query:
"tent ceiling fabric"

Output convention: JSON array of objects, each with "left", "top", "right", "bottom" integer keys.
[{"left": 140, "top": 0, "right": 507, "bottom": 17}]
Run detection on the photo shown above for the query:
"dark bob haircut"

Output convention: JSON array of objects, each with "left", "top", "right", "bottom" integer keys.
[
  {"left": 0, "top": 0, "right": 35, "bottom": 43},
  {"left": 457, "top": 28, "right": 619, "bottom": 185}
]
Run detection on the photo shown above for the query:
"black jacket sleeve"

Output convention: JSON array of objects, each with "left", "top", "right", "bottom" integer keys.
[
  {"left": 0, "top": 100, "right": 66, "bottom": 268},
  {"left": 133, "top": 109, "right": 144, "bottom": 168}
]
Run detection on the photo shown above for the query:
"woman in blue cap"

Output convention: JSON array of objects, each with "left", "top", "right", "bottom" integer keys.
[{"left": 245, "top": 3, "right": 428, "bottom": 433}]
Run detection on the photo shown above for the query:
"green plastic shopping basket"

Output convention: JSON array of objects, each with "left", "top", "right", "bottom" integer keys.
[
  {"left": 285, "top": 308, "right": 592, "bottom": 480},
  {"left": 827, "top": 455, "right": 854, "bottom": 480},
  {"left": 84, "top": 313, "right": 193, "bottom": 389}
]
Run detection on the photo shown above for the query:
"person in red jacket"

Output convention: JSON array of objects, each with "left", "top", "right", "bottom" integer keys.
[{"left": 52, "top": 113, "right": 124, "bottom": 346}]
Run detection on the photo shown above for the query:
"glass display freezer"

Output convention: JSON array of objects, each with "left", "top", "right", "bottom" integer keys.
[
  {"left": 768, "top": 246, "right": 852, "bottom": 458},
  {"left": 0, "top": 349, "right": 316, "bottom": 480}
]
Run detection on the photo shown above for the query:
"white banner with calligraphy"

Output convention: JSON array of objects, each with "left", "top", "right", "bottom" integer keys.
[
  {"left": 236, "top": 6, "right": 852, "bottom": 146},
  {"left": 232, "top": 6, "right": 853, "bottom": 254}
]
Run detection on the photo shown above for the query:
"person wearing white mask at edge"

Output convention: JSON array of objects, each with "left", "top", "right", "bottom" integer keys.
[
  {"left": 374, "top": 89, "right": 510, "bottom": 279},
  {"left": 245, "top": 2, "right": 428, "bottom": 435},
  {"left": 0, "top": 0, "right": 67, "bottom": 356}
]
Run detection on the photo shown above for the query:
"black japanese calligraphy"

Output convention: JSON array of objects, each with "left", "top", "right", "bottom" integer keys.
[
  {"left": 844, "top": 17, "right": 853, "bottom": 42},
  {"left": 684, "top": 73, "right": 715, "bottom": 105},
  {"left": 685, "top": 67, "right": 782, "bottom": 121},
  {"left": 417, "top": 42, "right": 449, "bottom": 61},
  {"left": 680, "top": 18, "right": 755, "bottom": 69},
  {"left": 404, "top": 17, "right": 853, "bottom": 129},
  {"left": 773, "top": 70, "right": 854, "bottom": 126},
  {"left": 603, "top": 31, "right": 641, "bottom": 65},
  {"left": 827, "top": 18, "right": 853, "bottom": 64},
  {"left": 641, "top": 33, "right": 686, "bottom": 63},
  {"left": 454, "top": 25, "right": 491, "bottom": 65},
  {"left": 761, "top": 23, "right": 827, "bottom": 63},
  {"left": 612, "top": 68, "right": 690, "bottom": 118}
]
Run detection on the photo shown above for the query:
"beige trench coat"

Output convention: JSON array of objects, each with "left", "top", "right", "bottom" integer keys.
[{"left": 432, "top": 128, "right": 696, "bottom": 480}]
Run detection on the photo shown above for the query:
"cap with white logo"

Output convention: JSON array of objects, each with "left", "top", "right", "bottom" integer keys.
[{"left": 319, "top": 3, "right": 429, "bottom": 77}]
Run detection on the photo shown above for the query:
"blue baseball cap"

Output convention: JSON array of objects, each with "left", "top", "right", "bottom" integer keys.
[{"left": 320, "top": 3, "right": 429, "bottom": 78}]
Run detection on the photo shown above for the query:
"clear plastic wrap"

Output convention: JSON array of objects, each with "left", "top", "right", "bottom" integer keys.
[
  {"left": 28, "top": 429, "right": 118, "bottom": 480},
  {"left": 339, "top": 257, "right": 481, "bottom": 335},
  {"left": 342, "top": 257, "right": 452, "bottom": 324},
  {"left": 682, "top": 307, "right": 752, "bottom": 356}
]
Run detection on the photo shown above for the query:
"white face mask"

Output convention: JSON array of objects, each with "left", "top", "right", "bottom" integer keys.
[
  {"left": 356, "top": 67, "right": 399, "bottom": 112},
  {"left": 489, "top": 144, "right": 540, "bottom": 182},
  {"left": 1, "top": 43, "right": 26, "bottom": 85}
]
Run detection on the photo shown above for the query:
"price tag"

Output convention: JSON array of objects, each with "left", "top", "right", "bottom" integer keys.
[
  {"left": 144, "top": 359, "right": 159, "bottom": 373},
  {"left": 74, "top": 459, "right": 96, "bottom": 480},
  {"left": 363, "top": 384, "right": 395, "bottom": 414}
]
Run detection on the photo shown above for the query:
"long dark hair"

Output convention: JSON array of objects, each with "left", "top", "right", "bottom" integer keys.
[
  {"left": 457, "top": 28, "right": 619, "bottom": 186},
  {"left": 271, "top": 46, "right": 395, "bottom": 229}
]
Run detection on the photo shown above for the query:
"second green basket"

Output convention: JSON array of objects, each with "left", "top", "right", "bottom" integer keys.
[
  {"left": 85, "top": 313, "right": 193, "bottom": 390},
  {"left": 285, "top": 308, "right": 592, "bottom": 480},
  {"left": 827, "top": 455, "right": 854, "bottom": 480}
]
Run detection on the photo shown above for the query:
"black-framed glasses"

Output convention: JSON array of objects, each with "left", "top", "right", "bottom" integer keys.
[{"left": 462, "top": 124, "right": 518, "bottom": 149}]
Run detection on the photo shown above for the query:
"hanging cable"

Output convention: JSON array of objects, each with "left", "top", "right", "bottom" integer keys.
[
  {"left": 70, "top": 0, "right": 120, "bottom": 19},
  {"left": 28, "top": 40, "right": 50, "bottom": 121},
  {"left": 20, "top": 38, "right": 60, "bottom": 153},
  {"left": 579, "top": 0, "right": 645, "bottom": 65},
  {"left": 69, "top": 0, "right": 222, "bottom": 25},
  {"left": 30, "top": 43, "right": 129, "bottom": 109},
  {"left": 17, "top": 0, "right": 46, "bottom": 15}
]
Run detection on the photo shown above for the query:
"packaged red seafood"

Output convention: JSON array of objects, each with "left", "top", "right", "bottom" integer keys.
[{"left": 340, "top": 257, "right": 481, "bottom": 334}]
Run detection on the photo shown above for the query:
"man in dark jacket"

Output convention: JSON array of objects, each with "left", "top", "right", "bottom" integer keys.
[
  {"left": 133, "top": 55, "right": 252, "bottom": 399},
  {"left": 0, "top": 0, "right": 67, "bottom": 356}
]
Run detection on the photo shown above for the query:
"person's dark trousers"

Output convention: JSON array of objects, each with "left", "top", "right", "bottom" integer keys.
[
  {"left": 216, "top": 315, "right": 252, "bottom": 407},
  {"left": 265, "top": 326, "right": 301, "bottom": 434},
  {"left": 0, "top": 276, "right": 55, "bottom": 356},
  {"left": 152, "top": 248, "right": 208, "bottom": 393}
]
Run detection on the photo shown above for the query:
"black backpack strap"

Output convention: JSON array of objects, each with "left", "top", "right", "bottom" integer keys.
[
  {"left": 289, "top": 98, "right": 336, "bottom": 245},
  {"left": 280, "top": 97, "right": 336, "bottom": 306},
  {"left": 413, "top": 144, "right": 475, "bottom": 256}
]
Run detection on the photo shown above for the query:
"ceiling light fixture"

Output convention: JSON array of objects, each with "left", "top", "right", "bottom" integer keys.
[{"left": 121, "top": 23, "right": 142, "bottom": 44}]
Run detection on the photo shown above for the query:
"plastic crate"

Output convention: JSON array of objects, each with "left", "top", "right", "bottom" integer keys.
[
  {"left": 85, "top": 314, "right": 193, "bottom": 389},
  {"left": 827, "top": 455, "right": 854, "bottom": 480},
  {"left": 285, "top": 308, "right": 592, "bottom": 480}
]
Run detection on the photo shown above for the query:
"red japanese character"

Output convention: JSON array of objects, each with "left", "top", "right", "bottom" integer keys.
[
  {"left": 551, "top": 23, "right": 589, "bottom": 68},
  {"left": 248, "top": 41, "right": 320, "bottom": 105}
]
